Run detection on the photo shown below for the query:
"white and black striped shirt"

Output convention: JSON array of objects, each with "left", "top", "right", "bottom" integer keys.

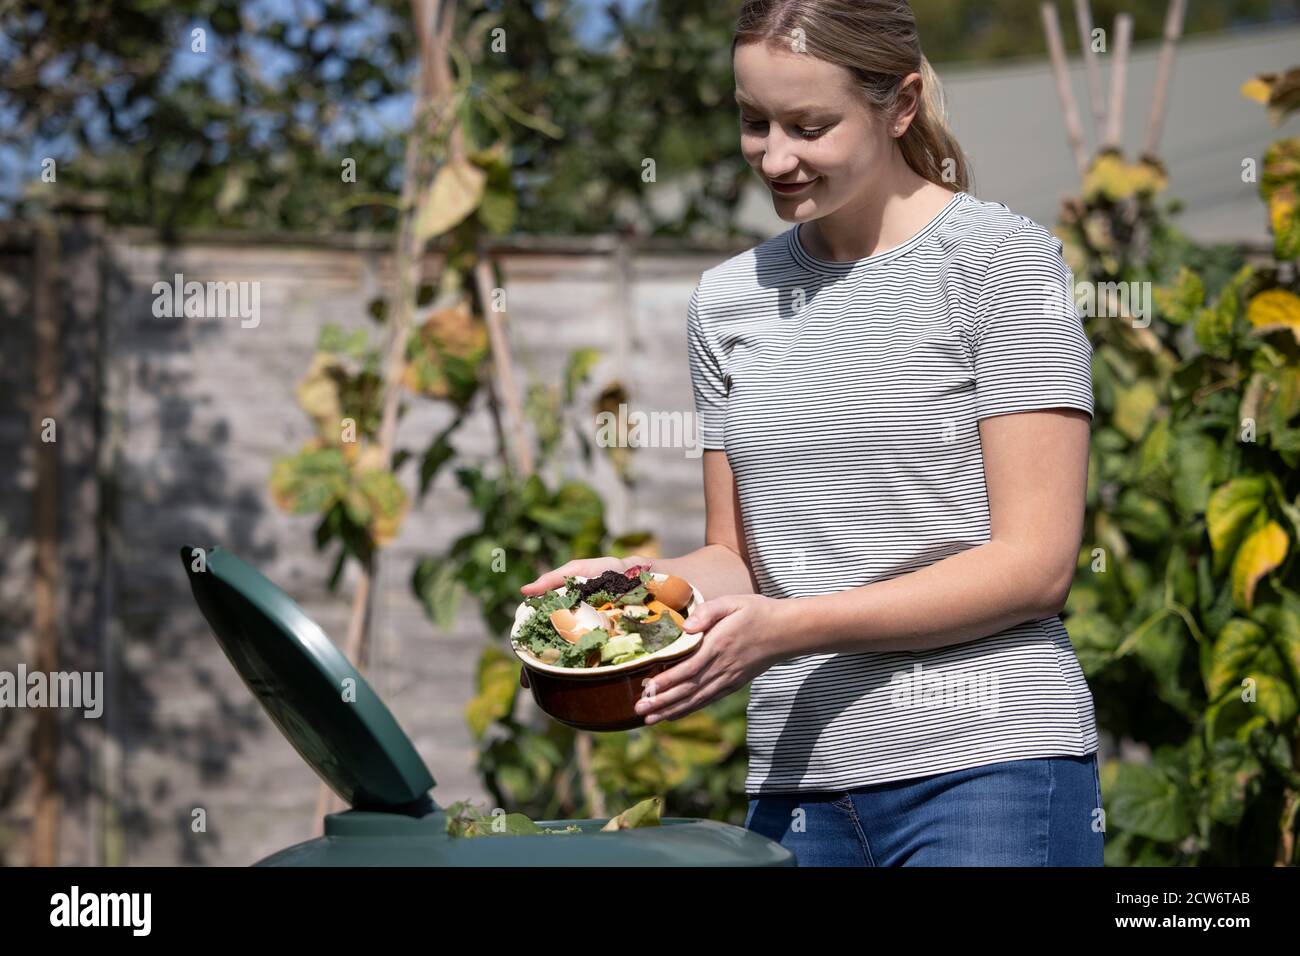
[{"left": 685, "top": 190, "right": 1099, "bottom": 794}]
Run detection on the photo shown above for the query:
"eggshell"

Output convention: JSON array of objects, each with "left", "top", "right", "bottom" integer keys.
[{"left": 646, "top": 574, "right": 692, "bottom": 612}]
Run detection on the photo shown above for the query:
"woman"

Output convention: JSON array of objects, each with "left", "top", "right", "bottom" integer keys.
[{"left": 521, "top": 0, "right": 1102, "bottom": 867}]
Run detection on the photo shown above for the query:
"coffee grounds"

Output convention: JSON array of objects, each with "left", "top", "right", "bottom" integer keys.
[{"left": 574, "top": 569, "right": 639, "bottom": 602}]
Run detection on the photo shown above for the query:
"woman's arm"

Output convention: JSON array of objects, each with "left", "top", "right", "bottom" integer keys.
[
  {"left": 628, "top": 450, "right": 759, "bottom": 600},
  {"left": 633, "top": 408, "right": 1090, "bottom": 724},
  {"left": 770, "top": 407, "right": 1090, "bottom": 656}
]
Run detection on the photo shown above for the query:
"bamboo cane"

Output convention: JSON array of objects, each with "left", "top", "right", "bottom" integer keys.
[
  {"left": 312, "top": 0, "right": 460, "bottom": 832},
  {"left": 30, "top": 218, "right": 60, "bottom": 867},
  {"left": 1141, "top": 0, "right": 1187, "bottom": 159},
  {"left": 1074, "top": 0, "right": 1106, "bottom": 148},
  {"left": 1103, "top": 14, "right": 1134, "bottom": 151},
  {"left": 1041, "top": 2, "right": 1089, "bottom": 177}
]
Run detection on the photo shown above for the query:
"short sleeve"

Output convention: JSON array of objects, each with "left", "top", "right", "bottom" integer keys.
[
  {"left": 685, "top": 283, "right": 728, "bottom": 450},
  {"left": 971, "top": 224, "right": 1095, "bottom": 421}
]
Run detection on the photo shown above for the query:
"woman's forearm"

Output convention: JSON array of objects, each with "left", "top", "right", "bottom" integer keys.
[
  {"left": 633, "top": 543, "right": 758, "bottom": 601},
  {"left": 775, "top": 540, "right": 1068, "bottom": 657}
]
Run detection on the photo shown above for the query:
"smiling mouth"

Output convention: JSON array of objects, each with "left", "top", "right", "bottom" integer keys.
[{"left": 769, "top": 177, "right": 819, "bottom": 195}]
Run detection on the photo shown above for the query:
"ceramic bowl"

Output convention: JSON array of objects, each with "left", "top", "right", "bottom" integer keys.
[{"left": 509, "top": 573, "right": 704, "bottom": 731}]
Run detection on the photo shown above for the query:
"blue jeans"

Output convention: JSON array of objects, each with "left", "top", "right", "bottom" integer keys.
[{"left": 743, "top": 753, "right": 1104, "bottom": 866}]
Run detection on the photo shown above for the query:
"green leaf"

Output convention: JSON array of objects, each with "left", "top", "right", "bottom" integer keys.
[
  {"left": 1154, "top": 266, "right": 1205, "bottom": 325},
  {"left": 1194, "top": 304, "right": 1233, "bottom": 359},
  {"left": 412, "top": 557, "right": 463, "bottom": 632},
  {"left": 1170, "top": 429, "right": 1218, "bottom": 515},
  {"left": 1065, "top": 612, "right": 1123, "bottom": 675},
  {"left": 1106, "top": 758, "right": 1193, "bottom": 843},
  {"left": 465, "top": 645, "right": 519, "bottom": 739},
  {"left": 1207, "top": 617, "right": 1297, "bottom": 726},
  {"left": 1205, "top": 738, "right": 1263, "bottom": 826},
  {"left": 1206, "top": 476, "right": 1269, "bottom": 574},
  {"left": 563, "top": 347, "right": 602, "bottom": 405},
  {"left": 1114, "top": 381, "right": 1159, "bottom": 441},
  {"left": 1113, "top": 489, "right": 1172, "bottom": 544},
  {"left": 1253, "top": 588, "right": 1300, "bottom": 685}
]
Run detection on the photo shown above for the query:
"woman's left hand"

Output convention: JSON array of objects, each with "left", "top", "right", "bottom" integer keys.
[{"left": 634, "top": 594, "right": 787, "bottom": 724}]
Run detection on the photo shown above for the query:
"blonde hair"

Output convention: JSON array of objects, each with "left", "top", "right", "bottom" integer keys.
[{"left": 732, "top": 0, "right": 972, "bottom": 193}]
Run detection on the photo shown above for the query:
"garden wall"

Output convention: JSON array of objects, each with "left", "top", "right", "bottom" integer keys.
[{"left": 0, "top": 201, "right": 739, "bottom": 864}]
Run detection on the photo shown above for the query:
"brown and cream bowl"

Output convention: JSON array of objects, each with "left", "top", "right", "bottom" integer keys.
[{"left": 509, "top": 573, "right": 705, "bottom": 731}]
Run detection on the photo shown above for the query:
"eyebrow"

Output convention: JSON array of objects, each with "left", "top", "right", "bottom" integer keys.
[{"left": 734, "top": 92, "right": 825, "bottom": 116}]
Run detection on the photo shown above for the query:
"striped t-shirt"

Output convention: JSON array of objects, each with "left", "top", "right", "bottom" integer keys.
[{"left": 685, "top": 189, "right": 1099, "bottom": 794}]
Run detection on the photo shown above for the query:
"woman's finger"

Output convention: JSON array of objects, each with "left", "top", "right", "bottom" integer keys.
[
  {"left": 680, "top": 595, "right": 740, "bottom": 633},
  {"left": 520, "top": 556, "right": 628, "bottom": 595},
  {"left": 637, "top": 670, "right": 700, "bottom": 713},
  {"left": 645, "top": 670, "right": 733, "bottom": 724},
  {"left": 519, "top": 560, "right": 581, "bottom": 595}
]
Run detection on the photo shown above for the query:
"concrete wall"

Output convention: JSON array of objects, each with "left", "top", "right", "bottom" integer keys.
[{"left": 0, "top": 216, "right": 735, "bottom": 865}]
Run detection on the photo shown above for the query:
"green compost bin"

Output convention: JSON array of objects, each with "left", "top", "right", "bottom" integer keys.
[{"left": 180, "top": 545, "right": 795, "bottom": 867}]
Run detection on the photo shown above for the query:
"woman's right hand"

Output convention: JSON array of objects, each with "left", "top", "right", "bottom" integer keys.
[{"left": 518, "top": 555, "right": 651, "bottom": 597}]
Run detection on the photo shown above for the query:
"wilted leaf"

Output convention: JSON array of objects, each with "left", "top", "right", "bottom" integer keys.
[
  {"left": 1231, "top": 519, "right": 1288, "bottom": 610},
  {"left": 296, "top": 353, "right": 346, "bottom": 437},
  {"left": 600, "top": 795, "right": 663, "bottom": 831},
  {"left": 413, "top": 159, "right": 487, "bottom": 244},
  {"left": 1241, "top": 69, "right": 1300, "bottom": 126},
  {"left": 269, "top": 443, "right": 350, "bottom": 515},
  {"left": 1246, "top": 288, "right": 1300, "bottom": 344}
]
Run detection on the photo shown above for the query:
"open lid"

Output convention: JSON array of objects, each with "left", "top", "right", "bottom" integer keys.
[{"left": 180, "top": 545, "right": 435, "bottom": 812}]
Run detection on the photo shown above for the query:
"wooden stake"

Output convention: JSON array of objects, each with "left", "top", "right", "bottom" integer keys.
[
  {"left": 1141, "top": 0, "right": 1187, "bottom": 159},
  {"left": 1074, "top": 0, "right": 1106, "bottom": 148},
  {"left": 474, "top": 247, "right": 533, "bottom": 477},
  {"left": 31, "top": 217, "right": 60, "bottom": 867},
  {"left": 1041, "top": 2, "right": 1090, "bottom": 176},
  {"left": 312, "top": 0, "right": 460, "bottom": 833},
  {"left": 1103, "top": 14, "right": 1134, "bottom": 151}
]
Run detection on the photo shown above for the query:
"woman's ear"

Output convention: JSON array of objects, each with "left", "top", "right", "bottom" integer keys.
[{"left": 892, "top": 71, "right": 925, "bottom": 135}]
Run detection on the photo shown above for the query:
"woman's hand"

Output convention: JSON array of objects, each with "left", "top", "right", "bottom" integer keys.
[
  {"left": 634, "top": 594, "right": 787, "bottom": 724},
  {"left": 518, "top": 555, "right": 651, "bottom": 597}
]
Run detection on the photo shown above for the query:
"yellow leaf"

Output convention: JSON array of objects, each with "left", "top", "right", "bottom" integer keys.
[
  {"left": 1114, "top": 381, "right": 1159, "bottom": 441},
  {"left": 1246, "top": 288, "right": 1300, "bottom": 344},
  {"left": 296, "top": 353, "right": 345, "bottom": 438},
  {"left": 413, "top": 160, "right": 487, "bottom": 244},
  {"left": 1083, "top": 153, "right": 1167, "bottom": 202},
  {"left": 1240, "top": 76, "right": 1272, "bottom": 105},
  {"left": 1232, "top": 520, "right": 1288, "bottom": 611}
]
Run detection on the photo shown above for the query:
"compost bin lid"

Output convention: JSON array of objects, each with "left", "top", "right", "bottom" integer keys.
[{"left": 180, "top": 545, "right": 435, "bottom": 812}]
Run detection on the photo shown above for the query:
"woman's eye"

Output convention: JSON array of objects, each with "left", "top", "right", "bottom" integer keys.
[{"left": 741, "top": 118, "right": 828, "bottom": 139}]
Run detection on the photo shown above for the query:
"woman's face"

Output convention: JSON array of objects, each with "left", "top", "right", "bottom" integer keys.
[{"left": 734, "top": 39, "right": 898, "bottom": 221}]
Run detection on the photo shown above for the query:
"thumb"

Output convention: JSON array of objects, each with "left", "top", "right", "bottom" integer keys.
[{"left": 681, "top": 596, "right": 740, "bottom": 633}]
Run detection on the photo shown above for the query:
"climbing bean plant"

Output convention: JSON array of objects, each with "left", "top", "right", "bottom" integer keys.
[{"left": 1059, "top": 72, "right": 1300, "bottom": 865}]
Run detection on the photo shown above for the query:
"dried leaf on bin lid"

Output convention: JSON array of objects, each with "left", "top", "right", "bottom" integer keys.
[{"left": 600, "top": 796, "right": 664, "bottom": 831}]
